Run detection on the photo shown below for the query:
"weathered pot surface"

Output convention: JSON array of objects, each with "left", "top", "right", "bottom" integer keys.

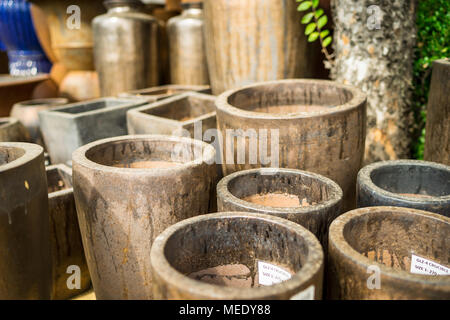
[
  {"left": 46, "top": 164, "right": 91, "bottom": 300},
  {"left": 72, "top": 134, "right": 217, "bottom": 299},
  {"left": 0, "top": 117, "right": 30, "bottom": 142},
  {"left": 328, "top": 206, "right": 450, "bottom": 300},
  {"left": 217, "top": 168, "right": 342, "bottom": 249},
  {"left": 0, "top": 142, "right": 52, "bottom": 299},
  {"left": 10, "top": 98, "right": 68, "bottom": 146},
  {"left": 150, "top": 211, "right": 324, "bottom": 300},
  {"left": 216, "top": 79, "right": 367, "bottom": 211},
  {"left": 357, "top": 160, "right": 450, "bottom": 217}
]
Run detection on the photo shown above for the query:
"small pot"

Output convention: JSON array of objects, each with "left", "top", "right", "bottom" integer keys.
[
  {"left": 357, "top": 160, "right": 450, "bottom": 217},
  {"left": 39, "top": 97, "right": 146, "bottom": 164},
  {"left": 217, "top": 168, "right": 342, "bottom": 249},
  {"left": 150, "top": 212, "right": 324, "bottom": 300},
  {"left": 328, "top": 206, "right": 450, "bottom": 300},
  {"left": 216, "top": 79, "right": 367, "bottom": 211},
  {"left": 119, "top": 84, "right": 211, "bottom": 102},
  {"left": 46, "top": 164, "right": 91, "bottom": 300},
  {"left": 10, "top": 98, "right": 68, "bottom": 146},
  {"left": 0, "top": 142, "right": 52, "bottom": 299},
  {"left": 0, "top": 117, "right": 30, "bottom": 142},
  {"left": 72, "top": 134, "right": 217, "bottom": 299}
]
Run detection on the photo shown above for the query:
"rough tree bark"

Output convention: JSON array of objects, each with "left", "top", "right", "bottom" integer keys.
[{"left": 331, "top": 0, "right": 416, "bottom": 163}]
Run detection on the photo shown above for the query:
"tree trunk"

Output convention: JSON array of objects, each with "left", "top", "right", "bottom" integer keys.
[
  {"left": 424, "top": 59, "right": 450, "bottom": 165},
  {"left": 331, "top": 0, "right": 416, "bottom": 163}
]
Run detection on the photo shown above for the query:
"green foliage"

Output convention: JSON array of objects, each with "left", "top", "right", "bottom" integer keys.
[
  {"left": 297, "top": 0, "right": 333, "bottom": 63},
  {"left": 412, "top": 0, "right": 450, "bottom": 159}
]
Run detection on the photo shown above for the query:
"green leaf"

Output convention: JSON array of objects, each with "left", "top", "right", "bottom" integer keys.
[
  {"left": 312, "top": 0, "right": 319, "bottom": 8},
  {"left": 323, "top": 36, "right": 332, "bottom": 47},
  {"left": 305, "top": 22, "right": 316, "bottom": 35},
  {"left": 320, "top": 30, "right": 330, "bottom": 38},
  {"left": 301, "top": 12, "right": 314, "bottom": 24},
  {"left": 317, "top": 15, "right": 328, "bottom": 29},
  {"left": 308, "top": 32, "right": 320, "bottom": 42},
  {"left": 315, "top": 9, "right": 324, "bottom": 19},
  {"left": 297, "top": 1, "right": 312, "bottom": 11}
]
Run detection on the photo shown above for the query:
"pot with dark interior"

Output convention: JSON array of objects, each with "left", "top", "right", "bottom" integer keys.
[
  {"left": 217, "top": 168, "right": 342, "bottom": 249},
  {"left": 0, "top": 142, "right": 52, "bottom": 299},
  {"left": 150, "top": 212, "right": 324, "bottom": 300},
  {"left": 72, "top": 134, "right": 217, "bottom": 299},
  {"left": 0, "top": 117, "right": 30, "bottom": 142},
  {"left": 10, "top": 98, "right": 68, "bottom": 147},
  {"left": 46, "top": 164, "right": 91, "bottom": 300},
  {"left": 216, "top": 79, "right": 367, "bottom": 211},
  {"left": 328, "top": 206, "right": 450, "bottom": 299},
  {"left": 357, "top": 160, "right": 450, "bottom": 217}
]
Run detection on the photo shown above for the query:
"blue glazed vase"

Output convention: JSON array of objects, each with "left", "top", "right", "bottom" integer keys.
[{"left": 0, "top": 0, "right": 51, "bottom": 75}]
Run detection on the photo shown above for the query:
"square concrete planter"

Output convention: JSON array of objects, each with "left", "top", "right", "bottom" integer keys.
[
  {"left": 39, "top": 97, "right": 146, "bottom": 164},
  {"left": 119, "top": 84, "right": 211, "bottom": 103},
  {"left": 46, "top": 164, "right": 91, "bottom": 300},
  {"left": 127, "top": 92, "right": 217, "bottom": 138}
]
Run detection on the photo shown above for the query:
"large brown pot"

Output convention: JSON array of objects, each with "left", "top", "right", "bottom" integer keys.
[
  {"left": 203, "top": 0, "right": 319, "bottom": 95},
  {"left": 72, "top": 134, "right": 217, "bottom": 299},
  {"left": 328, "top": 206, "right": 450, "bottom": 300},
  {"left": 0, "top": 142, "right": 52, "bottom": 299},
  {"left": 216, "top": 79, "right": 367, "bottom": 211},
  {"left": 150, "top": 212, "right": 324, "bottom": 300}
]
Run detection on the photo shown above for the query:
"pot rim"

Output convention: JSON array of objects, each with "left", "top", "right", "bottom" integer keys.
[
  {"left": 72, "top": 134, "right": 216, "bottom": 175},
  {"left": 46, "top": 163, "right": 73, "bottom": 198},
  {"left": 0, "top": 142, "right": 43, "bottom": 173},
  {"left": 216, "top": 79, "right": 367, "bottom": 120},
  {"left": 13, "top": 97, "right": 69, "bottom": 108},
  {"left": 329, "top": 206, "right": 450, "bottom": 286},
  {"left": 150, "top": 211, "right": 324, "bottom": 299},
  {"left": 217, "top": 168, "right": 343, "bottom": 214},
  {"left": 358, "top": 160, "right": 450, "bottom": 202}
]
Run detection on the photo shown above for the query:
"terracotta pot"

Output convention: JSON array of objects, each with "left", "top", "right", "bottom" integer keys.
[
  {"left": 217, "top": 168, "right": 342, "bottom": 249},
  {"left": 357, "top": 160, "right": 450, "bottom": 217},
  {"left": 216, "top": 79, "right": 367, "bottom": 211},
  {"left": 39, "top": 97, "right": 146, "bottom": 164},
  {"left": 0, "top": 142, "right": 52, "bottom": 299},
  {"left": 46, "top": 164, "right": 91, "bottom": 300},
  {"left": 203, "top": 0, "right": 319, "bottom": 94},
  {"left": 10, "top": 98, "right": 68, "bottom": 146},
  {"left": 0, "top": 117, "right": 30, "bottom": 142},
  {"left": 150, "top": 211, "right": 324, "bottom": 300},
  {"left": 72, "top": 134, "right": 217, "bottom": 299},
  {"left": 119, "top": 84, "right": 211, "bottom": 102},
  {"left": 328, "top": 206, "right": 450, "bottom": 300}
]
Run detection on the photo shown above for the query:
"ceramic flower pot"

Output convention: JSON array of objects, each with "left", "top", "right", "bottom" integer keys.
[
  {"left": 0, "top": 117, "right": 30, "bottom": 142},
  {"left": 217, "top": 168, "right": 342, "bottom": 249},
  {"left": 357, "top": 160, "right": 450, "bottom": 217},
  {"left": 72, "top": 134, "right": 217, "bottom": 299},
  {"left": 0, "top": 142, "right": 52, "bottom": 299},
  {"left": 216, "top": 79, "right": 367, "bottom": 211},
  {"left": 10, "top": 98, "right": 68, "bottom": 146},
  {"left": 150, "top": 211, "right": 324, "bottom": 300},
  {"left": 328, "top": 206, "right": 450, "bottom": 300},
  {"left": 46, "top": 164, "right": 91, "bottom": 300},
  {"left": 119, "top": 84, "right": 211, "bottom": 102}
]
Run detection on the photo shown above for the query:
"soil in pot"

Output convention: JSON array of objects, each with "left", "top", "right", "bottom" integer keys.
[
  {"left": 252, "top": 104, "right": 331, "bottom": 114},
  {"left": 241, "top": 192, "right": 316, "bottom": 208},
  {"left": 111, "top": 160, "right": 182, "bottom": 169}
]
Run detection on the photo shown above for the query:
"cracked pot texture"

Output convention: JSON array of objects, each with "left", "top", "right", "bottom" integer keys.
[
  {"left": 328, "top": 206, "right": 450, "bottom": 300},
  {"left": 150, "top": 212, "right": 324, "bottom": 300},
  {"left": 331, "top": 0, "right": 416, "bottom": 163},
  {"left": 0, "top": 142, "right": 52, "bottom": 299},
  {"left": 72, "top": 134, "right": 217, "bottom": 299}
]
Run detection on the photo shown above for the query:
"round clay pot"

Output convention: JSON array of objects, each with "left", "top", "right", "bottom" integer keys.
[
  {"left": 328, "top": 206, "right": 450, "bottom": 300},
  {"left": 150, "top": 212, "right": 324, "bottom": 300},
  {"left": 217, "top": 168, "right": 342, "bottom": 249},
  {"left": 72, "top": 134, "right": 217, "bottom": 299},
  {"left": 10, "top": 98, "right": 68, "bottom": 146},
  {"left": 0, "top": 142, "right": 52, "bottom": 299},
  {"left": 357, "top": 160, "right": 450, "bottom": 217},
  {"left": 0, "top": 117, "right": 30, "bottom": 142},
  {"left": 216, "top": 79, "right": 367, "bottom": 211}
]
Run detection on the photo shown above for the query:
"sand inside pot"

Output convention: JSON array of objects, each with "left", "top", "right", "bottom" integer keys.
[
  {"left": 252, "top": 105, "right": 330, "bottom": 114},
  {"left": 112, "top": 160, "right": 182, "bottom": 169},
  {"left": 242, "top": 192, "right": 316, "bottom": 208}
]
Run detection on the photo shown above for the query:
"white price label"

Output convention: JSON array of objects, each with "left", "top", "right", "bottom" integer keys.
[
  {"left": 258, "top": 261, "right": 292, "bottom": 286},
  {"left": 410, "top": 254, "right": 449, "bottom": 276}
]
